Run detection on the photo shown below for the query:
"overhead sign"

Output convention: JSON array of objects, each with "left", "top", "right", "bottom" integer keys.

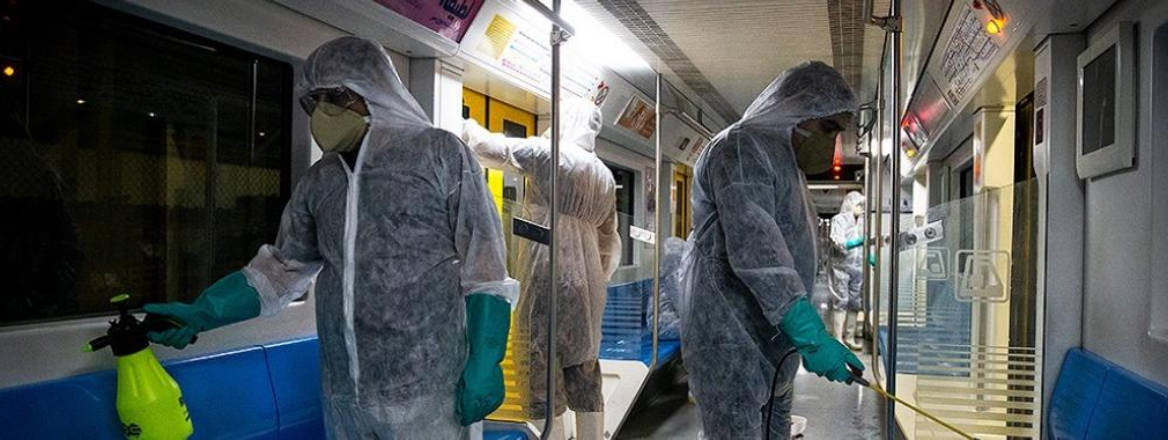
[
  {"left": 373, "top": 0, "right": 484, "bottom": 42},
  {"left": 461, "top": 2, "right": 602, "bottom": 100}
]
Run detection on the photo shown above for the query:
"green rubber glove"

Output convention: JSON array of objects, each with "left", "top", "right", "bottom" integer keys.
[
  {"left": 143, "top": 271, "right": 261, "bottom": 349},
  {"left": 869, "top": 253, "right": 877, "bottom": 266},
  {"left": 456, "top": 293, "right": 511, "bottom": 426},
  {"left": 778, "top": 297, "right": 864, "bottom": 383},
  {"left": 844, "top": 237, "right": 865, "bottom": 250}
]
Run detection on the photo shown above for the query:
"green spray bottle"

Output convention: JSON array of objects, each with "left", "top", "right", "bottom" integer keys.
[{"left": 85, "top": 294, "right": 194, "bottom": 439}]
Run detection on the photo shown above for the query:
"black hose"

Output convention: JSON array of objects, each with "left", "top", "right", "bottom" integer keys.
[{"left": 764, "top": 349, "right": 799, "bottom": 440}]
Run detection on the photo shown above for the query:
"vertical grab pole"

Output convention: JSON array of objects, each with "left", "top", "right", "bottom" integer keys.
[
  {"left": 650, "top": 73, "right": 663, "bottom": 369},
  {"left": 861, "top": 146, "right": 872, "bottom": 343},
  {"left": 871, "top": 34, "right": 887, "bottom": 381},
  {"left": 885, "top": 0, "right": 903, "bottom": 436},
  {"left": 543, "top": 1, "right": 563, "bottom": 437}
]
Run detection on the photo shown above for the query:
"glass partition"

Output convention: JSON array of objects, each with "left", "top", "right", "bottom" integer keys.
[
  {"left": 880, "top": 179, "right": 1041, "bottom": 439},
  {"left": 601, "top": 210, "right": 659, "bottom": 361}
]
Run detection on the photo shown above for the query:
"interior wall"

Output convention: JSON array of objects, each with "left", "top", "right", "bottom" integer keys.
[{"left": 1080, "top": 0, "right": 1168, "bottom": 387}]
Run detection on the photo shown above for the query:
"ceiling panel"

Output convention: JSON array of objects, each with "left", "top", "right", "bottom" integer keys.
[
  {"left": 578, "top": 0, "right": 888, "bottom": 156},
  {"left": 634, "top": 0, "right": 834, "bottom": 115}
]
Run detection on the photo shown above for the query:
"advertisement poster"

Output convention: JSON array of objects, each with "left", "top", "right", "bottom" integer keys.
[
  {"left": 686, "top": 138, "right": 708, "bottom": 163},
  {"left": 616, "top": 95, "right": 657, "bottom": 139},
  {"left": 373, "top": 0, "right": 484, "bottom": 42}
]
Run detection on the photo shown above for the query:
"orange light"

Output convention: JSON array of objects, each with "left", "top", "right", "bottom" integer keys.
[
  {"left": 833, "top": 175, "right": 841, "bottom": 181},
  {"left": 985, "top": 18, "right": 1004, "bottom": 35},
  {"left": 2, "top": 66, "right": 14, "bottom": 77},
  {"left": 834, "top": 165, "right": 842, "bottom": 172}
]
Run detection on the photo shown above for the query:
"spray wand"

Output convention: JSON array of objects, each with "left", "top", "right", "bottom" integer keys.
[{"left": 848, "top": 365, "right": 980, "bottom": 440}]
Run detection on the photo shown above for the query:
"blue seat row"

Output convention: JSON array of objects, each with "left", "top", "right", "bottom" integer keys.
[
  {"left": 0, "top": 337, "right": 527, "bottom": 439},
  {"left": 599, "top": 279, "right": 683, "bottom": 367},
  {"left": 1048, "top": 348, "right": 1168, "bottom": 439}
]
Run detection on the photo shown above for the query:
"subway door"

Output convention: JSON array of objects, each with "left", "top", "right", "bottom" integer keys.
[
  {"left": 463, "top": 88, "right": 538, "bottom": 422},
  {"left": 672, "top": 164, "right": 692, "bottom": 238}
]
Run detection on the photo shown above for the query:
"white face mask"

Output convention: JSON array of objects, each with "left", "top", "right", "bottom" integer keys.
[
  {"left": 853, "top": 203, "right": 864, "bottom": 216},
  {"left": 792, "top": 126, "right": 836, "bottom": 175},
  {"left": 310, "top": 101, "right": 370, "bottom": 153}
]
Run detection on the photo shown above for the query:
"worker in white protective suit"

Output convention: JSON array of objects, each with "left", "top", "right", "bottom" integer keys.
[
  {"left": 145, "top": 37, "right": 517, "bottom": 439},
  {"left": 679, "top": 61, "right": 863, "bottom": 439},
  {"left": 830, "top": 191, "right": 865, "bottom": 350},
  {"left": 461, "top": 98, "right": 621, "bottom": 440}
]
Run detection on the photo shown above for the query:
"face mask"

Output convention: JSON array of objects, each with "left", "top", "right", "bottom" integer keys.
[
  {"left": 792, "top": 126, "right": 836, "bottom": 175},
  {"left": 853, "top": 203, "right": 864, "bottom": 216},
  {"left": 310, "top": 102, "right": 369, "bottom": 153}
]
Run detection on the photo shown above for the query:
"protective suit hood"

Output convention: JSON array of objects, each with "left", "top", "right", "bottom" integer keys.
[
  {"left": 738, "top": 61, "right": 857, "bottom": 145},
  {"left": 298, "top": 36, "right": 431, "bottom": 155},
  {"left": 838, "top": 191, "right": 864, "bottom": 215},
  {"left": 540, "top": 98, "right": 603, "bottom": 153}
]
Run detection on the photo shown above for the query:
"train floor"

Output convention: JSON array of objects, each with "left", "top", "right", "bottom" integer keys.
[{"left": 616, "top": 348, "right": 885, "bottom": 439}]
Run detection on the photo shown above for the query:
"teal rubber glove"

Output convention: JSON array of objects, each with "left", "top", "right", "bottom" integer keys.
[
  {"left": 456, "top": 293, "right": 511, "bottom": 426},
  {"left": 869, "top": 253, "right": 877, "bottom": 266},
  {"left": 778, "top": 297, "right": 864, "bottom": 383},
  {"left": 844, "top": 237, "right": 865, "bottom": 250},
  {"left": 143, "top": 271, "right": 261, "bottom": 349}
]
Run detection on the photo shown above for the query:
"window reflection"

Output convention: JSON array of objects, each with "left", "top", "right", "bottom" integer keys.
[{"left": 0, "top": 1, "right": 292, "bottom": 325}]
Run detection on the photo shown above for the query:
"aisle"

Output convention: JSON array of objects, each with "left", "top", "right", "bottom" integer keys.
[{"left": 616, "top": 356, "right": 884, "bottom": 439}]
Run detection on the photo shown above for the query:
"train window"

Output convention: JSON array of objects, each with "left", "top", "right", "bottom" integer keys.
[
  {"left": 0, "top": 1, "right": 292, "bottom": 326},
  {"left": 502, "top": 120, "right": 528, "bottom": 138},
  {"left": 607, "top": 164, "right": 635, "bottom": 266}
]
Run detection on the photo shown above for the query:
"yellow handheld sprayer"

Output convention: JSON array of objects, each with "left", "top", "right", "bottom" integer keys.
[{"left": 84, "top": 294, "right": 195, "bottom": 439}]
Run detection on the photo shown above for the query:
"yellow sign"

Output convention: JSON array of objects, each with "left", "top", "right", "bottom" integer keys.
[{"left": 479, "top": 14, "right": 516, "bottom": 60}]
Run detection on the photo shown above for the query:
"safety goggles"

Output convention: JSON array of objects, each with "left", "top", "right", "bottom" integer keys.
[{"left": 299, "top": 87, "right": 364, "bottom": 116}]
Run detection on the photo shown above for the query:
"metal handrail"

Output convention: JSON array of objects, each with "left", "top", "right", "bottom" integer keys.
[
  {"left": 521, "top": 0, "right": 576, "bottom": 37},
  {"left": 539, "top": 1, "right": 566, "bottom": 437},
  {"left": 650, "top": 73, "right": 662, "bottom": 369}
]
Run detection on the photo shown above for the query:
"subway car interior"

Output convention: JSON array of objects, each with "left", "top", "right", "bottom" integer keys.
[{"left": 2, "top": 0, "right": 1167, "bottom": 438}]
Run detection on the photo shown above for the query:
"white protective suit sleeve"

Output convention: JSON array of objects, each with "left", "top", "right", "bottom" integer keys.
[
  {"left": 243, "top": 174, "right": 325, "bottom": 316},
  {"left": 450, "top": 133, "right": 520, "bottom": 304},
  {"left": 460, "top": 118, "right": 547, "bottom": 173}
]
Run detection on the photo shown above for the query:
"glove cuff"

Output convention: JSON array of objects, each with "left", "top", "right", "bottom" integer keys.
[
  {"left": 465, "top": 293, "right": 511, "bottom": 361},
  {"left": 194, "top": 271, "right": 262, "bottom": 329},
  {"left": 778, "top": 297, "right": 828, "bottom": 350}
]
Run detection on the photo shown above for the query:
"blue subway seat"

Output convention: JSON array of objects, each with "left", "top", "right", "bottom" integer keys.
[
  {"left": 1048, "top": 348, "right": 1168, "bottom": 439},
  {"left": 262, "top": 337, "right": 325, "bottom": 440},
  {"left": 484, "top": 430, "right": 529, "bottom": 440}
]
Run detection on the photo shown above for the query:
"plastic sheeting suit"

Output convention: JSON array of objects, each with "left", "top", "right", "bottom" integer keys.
[
  {"left": 830, "top": 191, "right": 865, "bottom": 348},
  {"left": 462, "top": 98, "right": 621, "bottom": 434},
  {"left": 648, "top": 237, "right": 689, "bottom": 339},
  {"left": 679, "top": 61, "right": 860, "bottom": 439},
  {"left": 147, "top": 37, "right": 517, "bottom": 439}
]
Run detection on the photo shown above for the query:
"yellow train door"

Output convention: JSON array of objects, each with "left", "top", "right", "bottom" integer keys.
[{"left": 464, "top": 87, "right": 540, "bottom": 422}]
